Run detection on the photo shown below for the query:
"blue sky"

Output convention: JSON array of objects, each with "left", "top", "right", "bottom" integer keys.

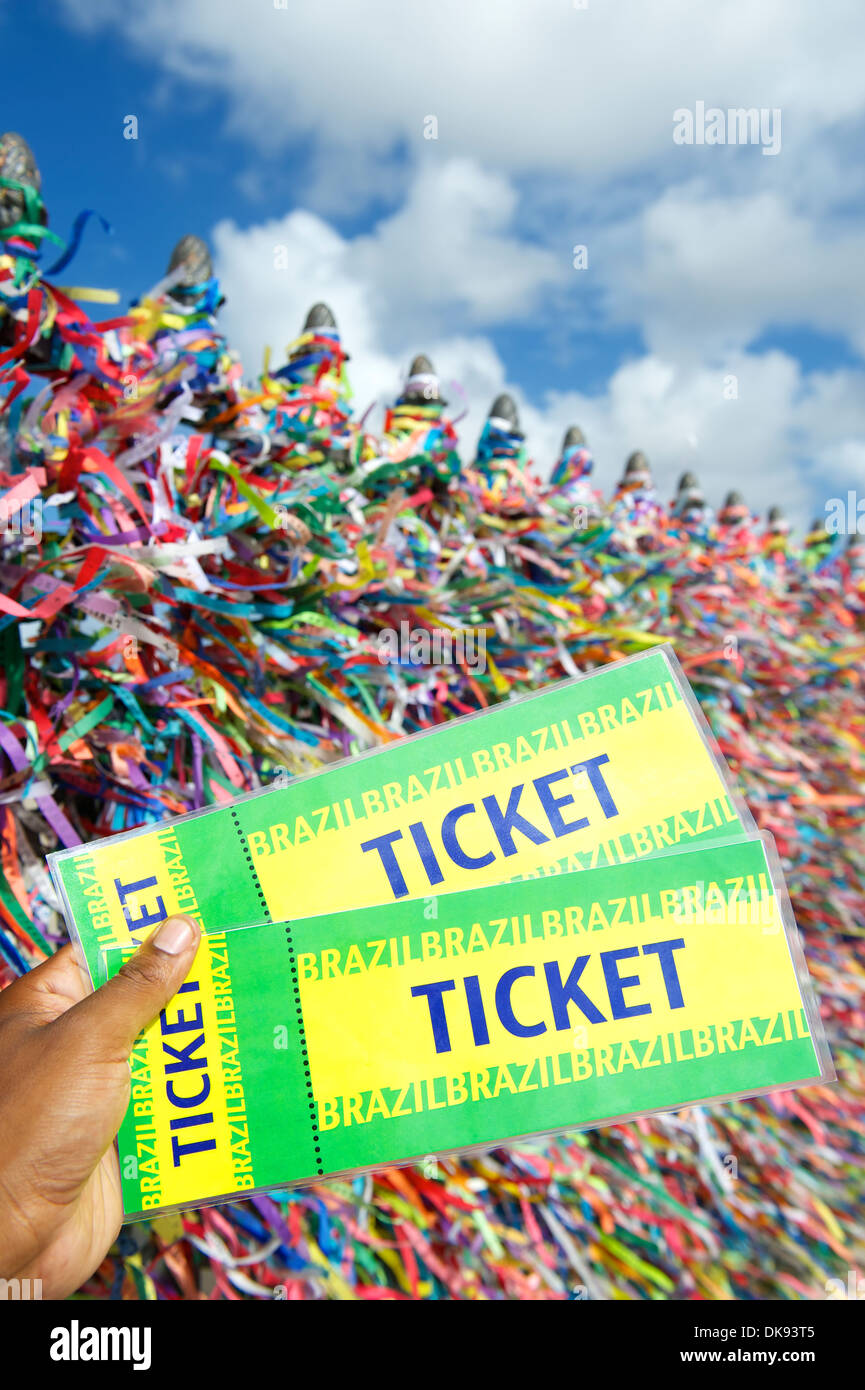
[{"left": 5, "top": 0, "right": 865, "bottom": 525}]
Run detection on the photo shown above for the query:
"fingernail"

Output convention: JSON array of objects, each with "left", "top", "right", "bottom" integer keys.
[{"left": 152, "top": 915, "right": 197, "bottom": 955}]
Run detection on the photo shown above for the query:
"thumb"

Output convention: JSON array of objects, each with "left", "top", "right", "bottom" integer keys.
[{"left": 61, "top": 914, "right": 202, "bottom": 1059}]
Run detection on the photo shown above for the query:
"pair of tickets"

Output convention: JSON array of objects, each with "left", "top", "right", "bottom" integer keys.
[{"left": 49, "top": 646, "right": 833, "bottom": 1220}]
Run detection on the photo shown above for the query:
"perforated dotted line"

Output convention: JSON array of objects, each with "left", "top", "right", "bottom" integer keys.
[
  {"left": 285, "top": 922, "right": 324, "bottom": 1177},
  {"left": 229, "top": 808, "right": 271, "bottom": 922}
]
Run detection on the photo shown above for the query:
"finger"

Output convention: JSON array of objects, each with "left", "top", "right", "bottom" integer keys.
[
  {"left": 56, "top": 914, "right": 201, "bottom": 1059},
  {"left": 0, "top": 944, "right": 89, "bottom": 1025}
]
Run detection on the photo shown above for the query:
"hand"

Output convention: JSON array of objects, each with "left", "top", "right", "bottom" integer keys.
[{"left": 0, "top": 914, "right": 201, "bottom": 1298}]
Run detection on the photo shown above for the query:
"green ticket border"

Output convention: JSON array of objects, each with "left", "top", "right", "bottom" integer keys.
[
  {"left": 50, "top": 644, "right": 756, "bottom": 986},
  {"left": 100, "top": 832, "right": 833, "bottom": 1222}
]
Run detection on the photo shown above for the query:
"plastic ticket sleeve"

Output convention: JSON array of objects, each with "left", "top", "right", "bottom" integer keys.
[
  {"left": 99, "top": 833, "right": 831, "bottom": 1220},
  {"left": 53, "top": 646, "right": 754, "bottom": 985}
]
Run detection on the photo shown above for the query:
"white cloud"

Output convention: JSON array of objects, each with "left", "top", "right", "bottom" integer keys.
[
  {"left": 59, "top": 0, "right": 865, "bottom": 190},
  {"left": 56, "top": 0, "right": 865, "bottom": 526},
  {"left": 604, "top": 184, "right": 865, "bottom": 359},
  {"left": 350, "top": 160, "right": 563, "bottom": 328},
  {"left": 214, "top": 177, "right": 865, "bottom": 527},
  {"left": 214, "top": 159, "right": 561, "bottom": 416},
  {"left": 523, "top": 353, "right": 813, "bottom": 519},
  {"left": 64, "top": 0, "right": 865, "bottom": 368}
]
